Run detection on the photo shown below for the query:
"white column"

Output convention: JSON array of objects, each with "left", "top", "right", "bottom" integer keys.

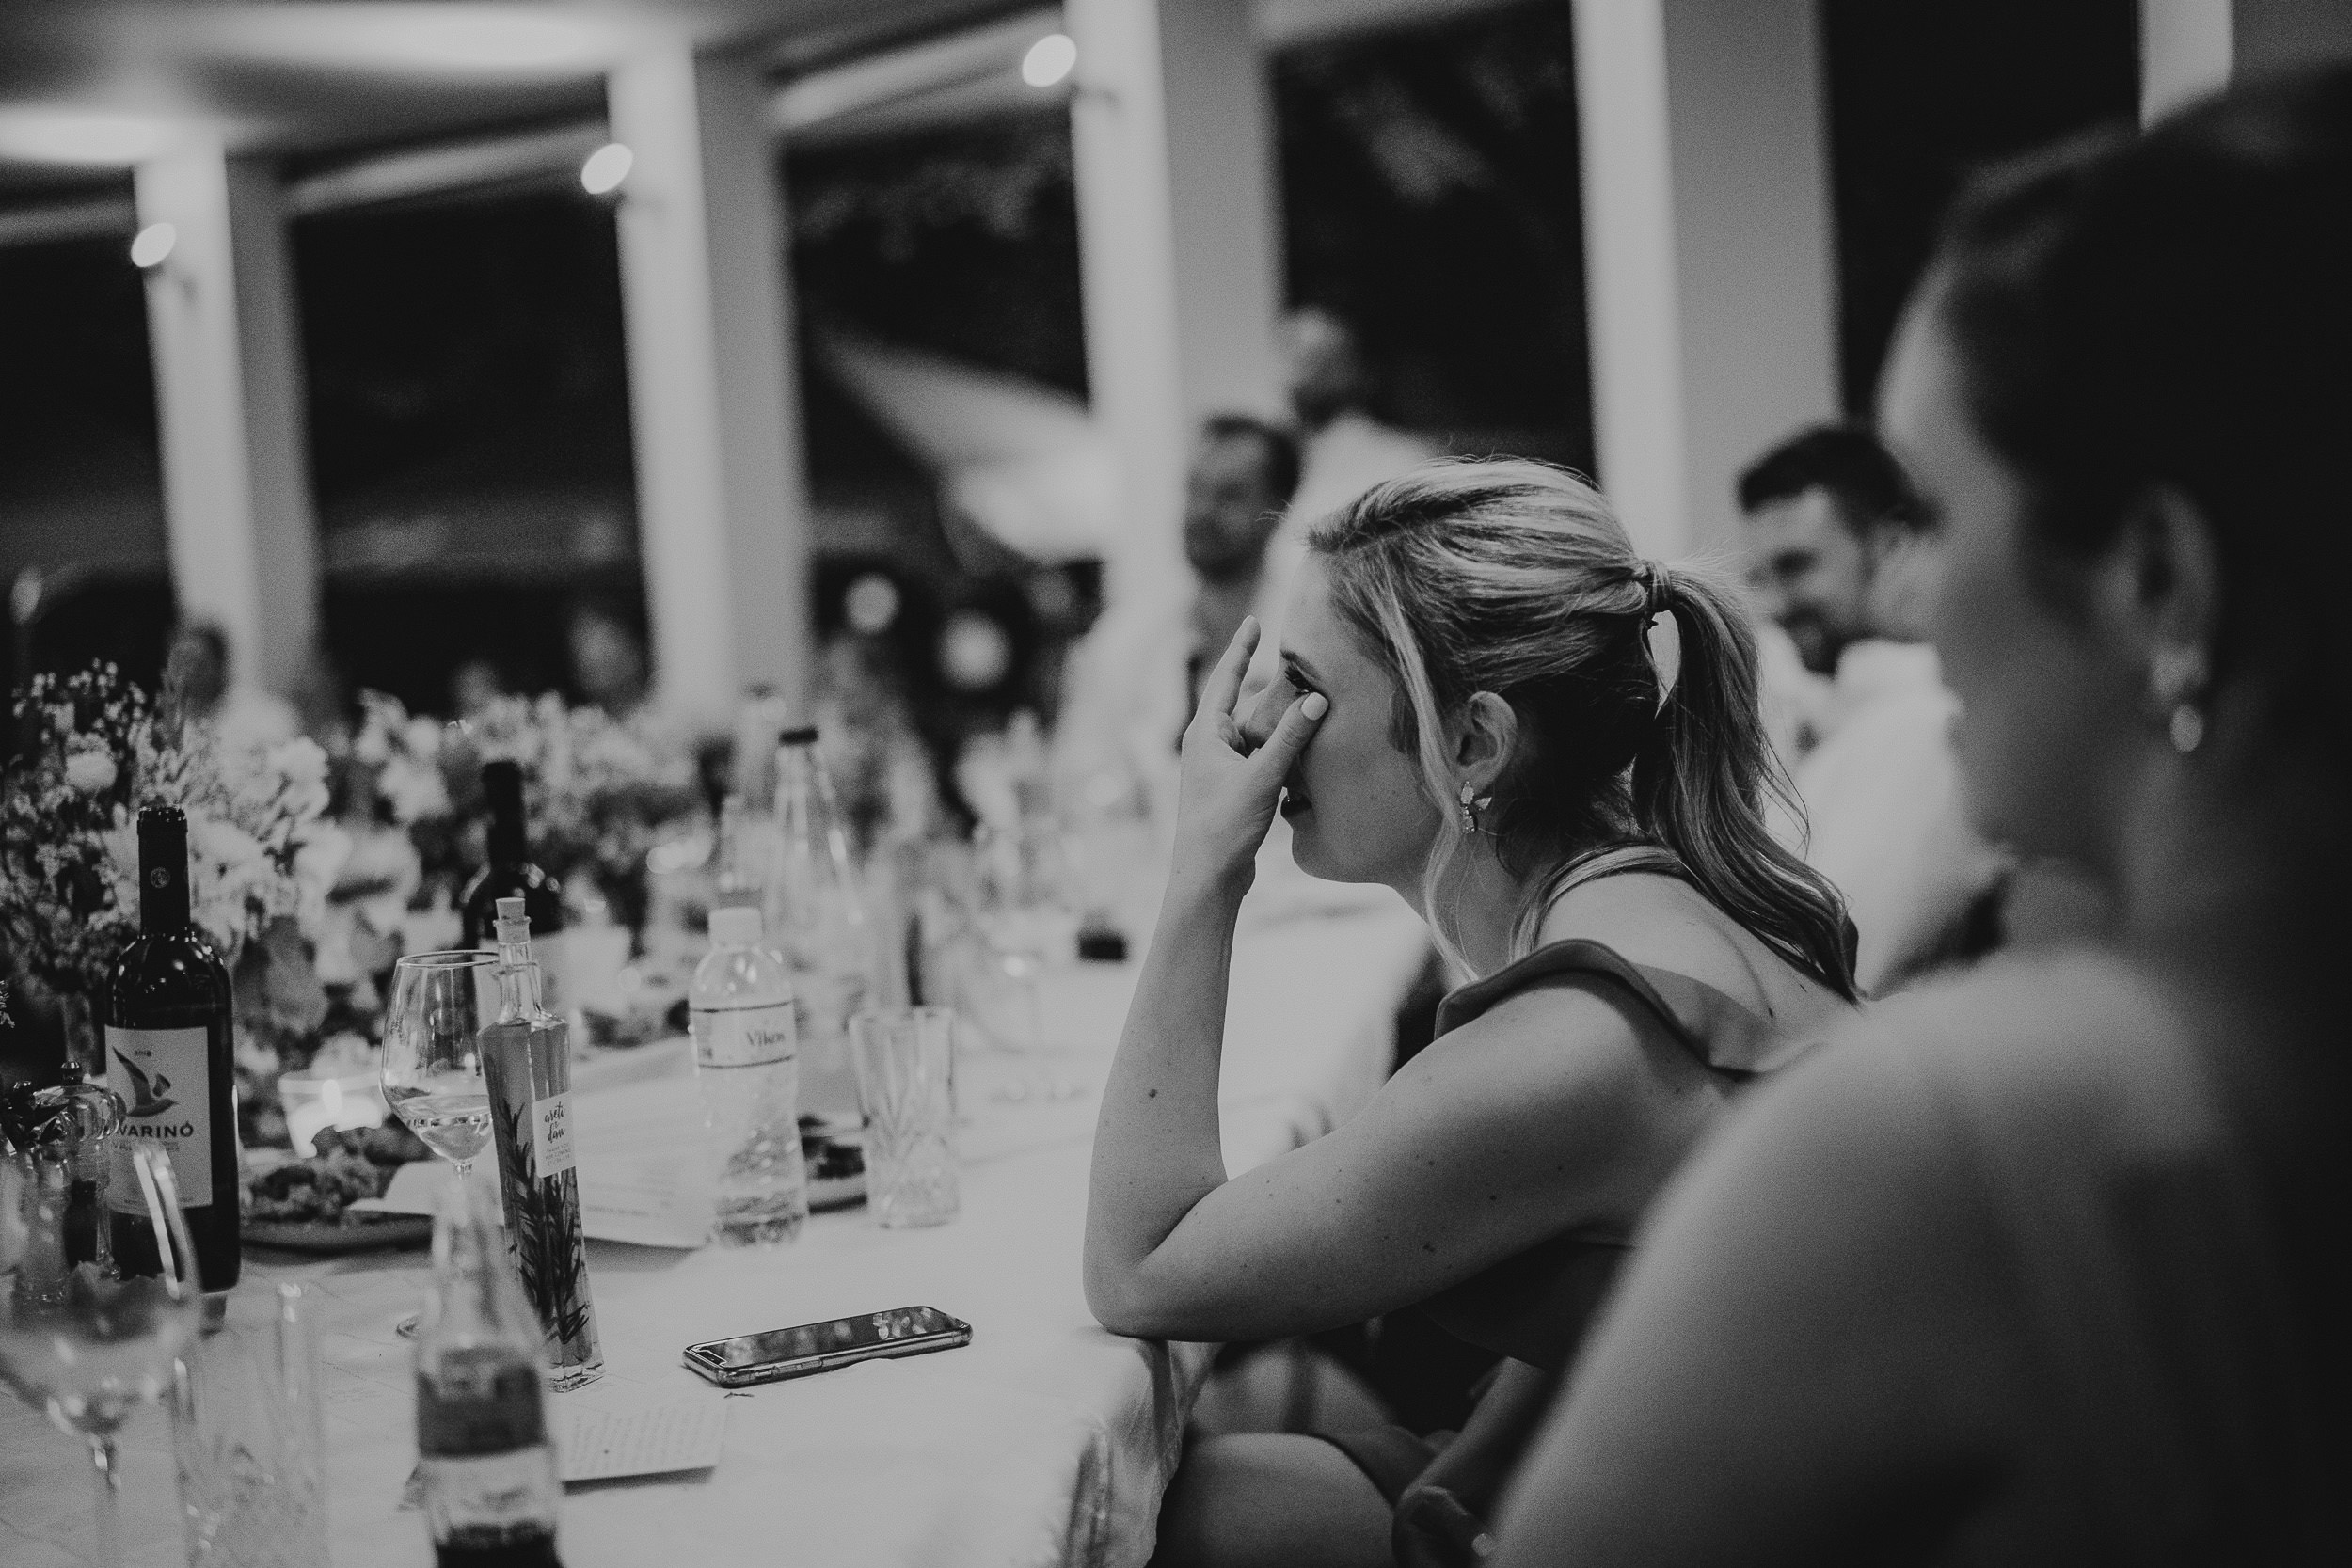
[
  {"left": 1066, "top": 0, "right": 1284, "bottom": 595},
  {"left": 2140, "top": 0, "right": 2232, "bottom": 119},
  {"left": 609, "top": 43, "right": 812, "bottom": 724},
  {"left": 1571, "top": 0, "right": 1838, "bottom": 559},
  {"left": 135, "top": 146, "right": 319, "bottom": 697}
]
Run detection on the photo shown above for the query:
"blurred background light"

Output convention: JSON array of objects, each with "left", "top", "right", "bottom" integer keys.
[
  {"left": 1020, "top": 34, "right": 1078, "bottom": 89},
  {"left": 0, "top": 110, "right": 179, "bottom": 166},
  {"left": 580, "top": 142, "right": 633, "bottom": 196},
  {"left": 129, "top": 223, "right": 177, "bottom": 270},
  {"left": 939, "top": 611, "right": 1013, "bottom": 691},
  {"left": 844, "top": 573, "right": 902, "bottom": 636}
]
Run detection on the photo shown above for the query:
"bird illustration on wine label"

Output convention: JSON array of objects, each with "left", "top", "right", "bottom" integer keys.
[{"left": 111, "top": 1052, "right": 177, "bottom": 1117}]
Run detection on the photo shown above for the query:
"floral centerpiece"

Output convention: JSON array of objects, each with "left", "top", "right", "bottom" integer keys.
[
  {"left": 354, "top": 691, "right": 699, "bottom": 933},
  {"left": 0, "top": 665, "right": 338, "bottom": 1085}
]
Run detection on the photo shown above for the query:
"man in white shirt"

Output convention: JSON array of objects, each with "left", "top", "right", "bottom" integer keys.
[{"left": 1740, "top": 425, "right": 2004, "bottom": 993}]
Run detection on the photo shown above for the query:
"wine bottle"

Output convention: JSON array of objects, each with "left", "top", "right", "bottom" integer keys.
[
  {"left": 460, "top": 760, "right": 566, "bottom": 1012},
  {"left": 105, "top": 803, "right": 239, "bottom": 1291}
]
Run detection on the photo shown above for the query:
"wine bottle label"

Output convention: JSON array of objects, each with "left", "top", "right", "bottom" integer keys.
[
  {"left": 105, "top": 1025, "right": 213, "bottom": 1211},
  {"left": 690, "top": 1003, "right": 798, "bottom": 1069},
  {"left": 531, "top": 1093, "right": 577, "bottom": 1179}
]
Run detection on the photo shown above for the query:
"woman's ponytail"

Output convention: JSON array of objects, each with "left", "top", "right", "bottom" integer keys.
[{"left": 1633, "top": 568, "right": 1858, "bottom": 998}]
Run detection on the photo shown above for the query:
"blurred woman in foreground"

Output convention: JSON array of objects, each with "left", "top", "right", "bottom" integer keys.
[
  {"left": 1085, "top": 460, "right": 1857, "bottom": 1566},
  {"left": 1496, "top": 69, "right": 2352, "bottom": 1566}
]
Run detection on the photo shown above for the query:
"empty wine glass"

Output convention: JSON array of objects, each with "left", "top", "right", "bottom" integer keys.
[
  {"left": 381, "top": 950, "right": 500, "bottom": 1337},
  {"left": 0, "top": 1146, "right": 205, "bottom": 1568}
]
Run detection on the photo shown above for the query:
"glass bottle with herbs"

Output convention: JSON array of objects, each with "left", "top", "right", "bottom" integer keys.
[{"left": 479, "top": 897, "right": 600, "bottom": 1389}]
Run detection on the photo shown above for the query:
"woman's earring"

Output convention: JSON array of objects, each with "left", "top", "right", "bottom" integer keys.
[
  {"left": 1456, "top": 783, "right": 1493, "bottom": 834},
  {"left": 2148, "top": 645, "right": 2209, "bottom": 755}
]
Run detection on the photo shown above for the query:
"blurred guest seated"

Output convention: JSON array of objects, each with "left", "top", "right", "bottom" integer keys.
[
  {"left": 1055, "top": 414, "right": 1302, "bottom": 807},
  {"left": 1279, "top": 307, "right": 1440, "bottom": 540},
  {"left": 566, "top": 593, "right": 652, "bottom": 720},
  {"left": 1494, "top": 70, "right": 2352, "bottom": 1568},
  {"left": 163, "top": 620, "right": 297, "bottom": 757},
  {"left": 1740, "top": 424, "right": 2003, "bottom": 992},
  {"left": 1087, "top": 460, "right": 1860, "bottom": 1568},
  {"left": 449, "top": 657, "right": 514, "bottom": 719}
]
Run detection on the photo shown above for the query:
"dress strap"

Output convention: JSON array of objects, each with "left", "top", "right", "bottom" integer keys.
[{"left": 1435, "top": 938, "right": 1811, "bottom": 1078}]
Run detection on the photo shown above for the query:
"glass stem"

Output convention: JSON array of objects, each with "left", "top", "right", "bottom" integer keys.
[{"left": 86, "top": 1431, "right": 122, "bottom": 1568}]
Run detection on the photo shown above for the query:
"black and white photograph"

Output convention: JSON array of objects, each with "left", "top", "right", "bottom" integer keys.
[{"left": 1, "top": 2, "right": 2347, "bottom": 1564}]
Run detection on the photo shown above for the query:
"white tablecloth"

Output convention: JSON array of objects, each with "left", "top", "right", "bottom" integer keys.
[{"left": 0, "top": 901, "right": 1430, "bottom": 1568}]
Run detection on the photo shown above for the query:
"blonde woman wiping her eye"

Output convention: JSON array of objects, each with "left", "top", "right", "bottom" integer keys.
[{"left": 1083, "top": 460, "right": 1862, "bottom": 1568}]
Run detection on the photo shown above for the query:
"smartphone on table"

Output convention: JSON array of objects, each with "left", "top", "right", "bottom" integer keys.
[{"left": 683, "top": 1306, "right": 972, "bottom": 1388}]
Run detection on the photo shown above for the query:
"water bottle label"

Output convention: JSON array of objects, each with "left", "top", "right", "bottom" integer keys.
[
  {"left": 691, "top": 1004, "right": 798, "bottom": 1069},
  {"left": 531, "top": 1092, "right": 577, "bottom": 1179},
  {"left": 104, "top": 1024, "right": 213, "bottom": 1210}
]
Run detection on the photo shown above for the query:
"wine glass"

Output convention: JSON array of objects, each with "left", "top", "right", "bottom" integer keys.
[
  {"left": 380, "top": 950, "right": 500, "bottom": 1337},
  {"left": 0, "top": 1146, "right": 205, "bottom": 1568}
]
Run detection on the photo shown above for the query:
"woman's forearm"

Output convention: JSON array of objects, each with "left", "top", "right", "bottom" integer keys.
[{"left": 1083, "top": 872, "right": 1251, "bottom": 1328}]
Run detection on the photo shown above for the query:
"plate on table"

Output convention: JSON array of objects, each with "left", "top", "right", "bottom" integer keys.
[{"left": 244, "top": 1212, "right": 435, "bottom": 1254}]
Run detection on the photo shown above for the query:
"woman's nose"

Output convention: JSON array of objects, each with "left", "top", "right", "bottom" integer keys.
[{"left": 1238, "top": 674, "right": 1302, "bottom": 755}]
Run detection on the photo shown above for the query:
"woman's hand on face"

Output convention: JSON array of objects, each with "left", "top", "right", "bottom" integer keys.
[{"left": 1172, "top": 617, "right": 1327, "bottom": 895}]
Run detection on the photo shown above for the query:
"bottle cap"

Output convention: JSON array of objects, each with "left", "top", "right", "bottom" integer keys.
[
  {"left": 777, "top": 725, "right": 818, "bottom": 746},
  {"left": 708, "top": 906, "right": 762, "bottom": 946},
  {"left": 496, "top": 895, "right": 527, "bottom": 923}
]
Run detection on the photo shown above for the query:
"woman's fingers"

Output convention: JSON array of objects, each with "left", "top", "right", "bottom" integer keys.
[
  {"left": 1191, "top": 617, "right": 1260, "bottom": 733},
  {"left": 1249, "top": 690, "right": 1327, "bottom": 782}
]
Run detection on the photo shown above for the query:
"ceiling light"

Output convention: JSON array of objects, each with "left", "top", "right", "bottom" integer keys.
[
  {"left": 580, "top": 142, "right": 633, "bottom": 197},
  {"left": 1021, "top": 34, "right": 1078, "bottom": 89},
  {"left": 130, "top": 223, "right": 177, "bottom": 270},
  {"left": 400, "top": 11, "right": 608, "bottom": 72},
  {"left": 0, "top": 110, "right": 179, "bottom": 166}
]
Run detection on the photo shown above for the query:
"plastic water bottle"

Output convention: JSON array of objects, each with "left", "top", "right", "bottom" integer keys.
[{"left": 689, "top": 907, "right": 806, "bottom": 1245}]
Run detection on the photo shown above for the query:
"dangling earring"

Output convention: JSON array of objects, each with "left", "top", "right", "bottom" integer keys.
[
  {"left": 2148, "top": 645, "right": 2209, "bottom": 755},
  {"left": 1456, "top": 783, "right": 1492, "bottom": 834}
]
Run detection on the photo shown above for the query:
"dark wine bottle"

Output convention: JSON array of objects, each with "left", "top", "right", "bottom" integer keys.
[
  {"left": 105, "top": 803, "right": 239, "bottom": 1291},
  {"left": 459, "top": 761, "right": 566, "bottom": 1009}
]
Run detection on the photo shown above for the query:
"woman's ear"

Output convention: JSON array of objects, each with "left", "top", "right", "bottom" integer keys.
[
  {"left": 2092, "top": 484, "right": 2222, "bottom": 670},
  {"left": 1453, "top": 692, "right": 1520, "bottom": 790}
]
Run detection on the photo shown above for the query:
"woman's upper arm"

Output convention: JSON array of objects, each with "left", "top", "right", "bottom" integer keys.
[
  {"left": 1104, "top": 980, "right": 1724, "bottom": 1342},
  {"left": 1493, "top": 1036, "right": 2023, "bottom": 1568}
]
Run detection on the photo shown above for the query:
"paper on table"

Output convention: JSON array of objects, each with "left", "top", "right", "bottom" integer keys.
[
  {"left": 354, "top": 1079, "right": 710, "bottom": 1248},
  {"left": 557, "top": 1399, "right": 727, "bottom": 1484},
  {"left": 401, "top": 1400, "right": 726, "bottom": 1509},
  {"left": 569, "top": 1075, "right": 710, "bottom": 1249}
]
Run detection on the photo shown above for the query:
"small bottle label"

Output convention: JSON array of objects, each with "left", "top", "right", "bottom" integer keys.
[
  {"left": 104, "top": 1025, "right": 212, "bottom": 1210},
  {"left": 531, "top": 1093, "right": 577, "bottom": 1180},
  {"left": 691, "top": 1003, "right": 798, "bottom": 1069},
  {"left": 417, "top": 1354, "right": 547, "bottom": 1457}
]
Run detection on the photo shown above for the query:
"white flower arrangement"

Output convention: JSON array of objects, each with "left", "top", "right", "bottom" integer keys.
[{"left": 1, "top": 667, "right": 334, "bottom": 1012}]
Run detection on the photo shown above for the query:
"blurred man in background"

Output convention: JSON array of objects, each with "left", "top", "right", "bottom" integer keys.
[
  {"left": 1057, "top": 414, "right": 1302, "bottom": 784},
  {"left": 164, "top": 621, "right": 297, "bottom": 757},
  {"left": 1278, "top": 307, "right": 1438, "bottom": 538},
  {"left": 1739, "top": 425, "right": 2002, "bottom": 993},
  {"left": 566, "top": 594, "right": 651, "bottom": 720}
]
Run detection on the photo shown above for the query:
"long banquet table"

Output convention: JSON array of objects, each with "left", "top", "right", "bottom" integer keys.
[{"left": 0, "top": 897, "right": 1431, "bottom": 1568}]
